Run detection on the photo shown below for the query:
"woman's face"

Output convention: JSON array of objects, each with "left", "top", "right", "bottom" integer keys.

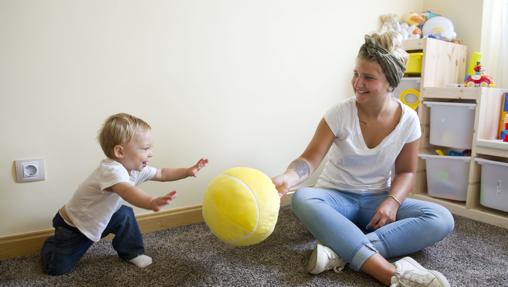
[{"left": 351, "top": 57, "right": 392, "bottom": 104}]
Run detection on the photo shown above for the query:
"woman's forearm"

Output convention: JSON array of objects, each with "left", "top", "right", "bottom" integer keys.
[
  {"left": 283, "top": 158, "right": 313, "bottom": 189},
  {"left": 389, "top": 171, "right": 415, "bottom": 202}
]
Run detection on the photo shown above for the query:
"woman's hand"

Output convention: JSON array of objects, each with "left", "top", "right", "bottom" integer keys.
[
  {"left": 366, "top": 198, "right": 399, "bottom": 230},
  {"left": 272, "top": 175, "right": 290, "bottom": 198}
]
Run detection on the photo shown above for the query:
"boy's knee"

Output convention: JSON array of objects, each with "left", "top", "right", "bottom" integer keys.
[
  {"left": 113, "top": 206, "right": 137, "bottom": 226},
  {"left": 41, "top": 239, "right": 74, "bottom": 276},
  {"left": 117, "top": 205, "right": 135, "bottom": 217}
]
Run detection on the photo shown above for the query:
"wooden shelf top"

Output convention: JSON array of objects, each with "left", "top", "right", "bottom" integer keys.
[
  {"left": 402, "top": 38, "right": 467, "bottom": 51},
  {"left": 475, "top": 140, "right": 508, "bottom": 158},
  {"left": 422, "top": 87, "right": 481, "bottom": 100},
  {"left": 402, "top": 38, "right": 426, "bottom": 51}
]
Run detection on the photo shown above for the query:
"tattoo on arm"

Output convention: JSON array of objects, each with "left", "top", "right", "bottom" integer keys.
[{"left": 288, "top": 159, "right": 310, "bottom": 179}]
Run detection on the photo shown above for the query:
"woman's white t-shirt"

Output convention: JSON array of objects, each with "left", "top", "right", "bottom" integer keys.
[
  {"left": 315, "top": 97, "right": 421, "bottom": 193},
  {"left": 64, "top": 159, "right": 157, "bottom": 242}
]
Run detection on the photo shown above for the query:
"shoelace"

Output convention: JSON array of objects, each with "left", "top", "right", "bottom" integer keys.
[
  {"left": 333, "top": 265, "right": 345, "bottom": 273},
  {"left": 392, "top": 270, "right": 433, "bottom": 286},
  {"left": 323, "top": 248, "right": 346, "bottom": 273}
]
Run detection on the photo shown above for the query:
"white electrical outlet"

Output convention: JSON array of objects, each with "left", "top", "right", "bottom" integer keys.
[{"left": 15, "top": 159, "right": 45, "bottom": 183}]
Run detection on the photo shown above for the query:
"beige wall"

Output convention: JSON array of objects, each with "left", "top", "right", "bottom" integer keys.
[{"left": 0, "top": 0, "right": 425, "bottom": 236}]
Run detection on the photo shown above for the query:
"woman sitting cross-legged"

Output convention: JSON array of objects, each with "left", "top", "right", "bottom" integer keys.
[{"left": 272, "top": 32, "right": 454, "bottom": 287}]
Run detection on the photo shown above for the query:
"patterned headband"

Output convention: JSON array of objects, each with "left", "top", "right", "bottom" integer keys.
[{"left": 361, "top": 35, "right": 406, "bottom": 88}]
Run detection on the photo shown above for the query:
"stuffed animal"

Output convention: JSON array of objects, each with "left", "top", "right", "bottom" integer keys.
[
  {"left": 379, "top": 14, "right": 403, "bottom": 34},
  {"left": 406, "top": 23, "right": 422, "bottom": 39},
  {"left": 404, "top": 12, "right": 426, "bottom": 26},
  {"left": 422, "top": 16, "right": 457, "bottom": 41},
  {"left": 421, "top": 10, "right": 440, "bottom": 21},
  {"left": 379, "top": 13, "right": 422, "bottom": 40}
]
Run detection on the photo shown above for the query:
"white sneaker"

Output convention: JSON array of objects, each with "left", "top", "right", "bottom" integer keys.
[
  {"left": 129, "top": 254, "right": 153, "bottom": 268},
  {"left": 306, "top": 243, "right": 347, "bottom": 274},
  {"left": 390, "top": 257, "right": 450, "bottom": 287}
]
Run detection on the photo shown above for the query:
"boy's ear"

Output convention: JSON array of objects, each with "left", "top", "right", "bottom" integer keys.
[{"left": 113, "top": 145, "right": 124, "bottom": 159}]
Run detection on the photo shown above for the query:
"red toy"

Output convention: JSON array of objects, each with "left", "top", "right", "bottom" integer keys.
[
  {"left": 500, "top": 122, "right": 508, "bottom": 142},
  {"left": 464, "top": 61, "right": 495, "bottom": 87}
]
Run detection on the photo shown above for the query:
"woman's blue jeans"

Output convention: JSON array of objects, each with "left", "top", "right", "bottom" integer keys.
[
  {"left": 41, "top": 205, "right": 145, "bottom": 276},
  {"left": 292, "top": 187, "right": 454, "bottom": 271}
]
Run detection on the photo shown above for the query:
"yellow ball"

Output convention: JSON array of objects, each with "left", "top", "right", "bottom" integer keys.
[{"left": 202, "top": 167, "right": 280, "bottom": 246}]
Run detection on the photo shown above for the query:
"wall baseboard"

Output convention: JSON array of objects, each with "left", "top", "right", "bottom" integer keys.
[
  {"left": 0, "top": 193, "right": 293, "bottom": 261},
  {"left": 0, "top": 205, "right": 203, "bottom": 260}
]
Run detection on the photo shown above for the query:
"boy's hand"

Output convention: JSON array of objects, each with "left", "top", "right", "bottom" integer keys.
[
  {"left": 150, "top": 191, "right": 177, "bottom": 212},
  {"left": 188, "top": 158, "right": 209, "bottom": 177}
]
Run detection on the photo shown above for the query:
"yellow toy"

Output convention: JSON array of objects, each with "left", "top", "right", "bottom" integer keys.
[
  {"left": 467, "top": 51, "right": 482, "bottom": 77},
  {"left": 202, "top": 167, "right": 280, "bottom": 246},
  {"left": 498, "top": 93, "right": 508, "bottom": 140},
  {"left": 404, "top": 12, "right": 426, "bottom": 26},
  {"left": 399, "top": 88, "right": 421, "bottom": 110}
]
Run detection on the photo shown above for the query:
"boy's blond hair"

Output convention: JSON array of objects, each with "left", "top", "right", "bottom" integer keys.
[{"left": 98, "top": 113, "right": 151, "bottom": 159}]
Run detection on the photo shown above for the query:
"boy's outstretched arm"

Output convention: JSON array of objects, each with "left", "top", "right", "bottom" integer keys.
[
  {"left": 110, "top": 182, "right": 177, "bottom": 212},
  {"left": 151, "top": 158, "right": 208, "bottom": 182}
]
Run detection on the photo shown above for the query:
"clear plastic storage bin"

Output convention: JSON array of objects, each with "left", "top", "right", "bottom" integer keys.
[
  {"left": 424, "top": 102, "right": 476, "bottom": 149},
  {"left": 419, "top": 154, "right": 471, "bottom": 201},
  {"left": 475, "top": 158, "right": 508, "bottom": 212}
]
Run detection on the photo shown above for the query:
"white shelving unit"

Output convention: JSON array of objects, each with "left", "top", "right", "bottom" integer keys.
[
  {"left": 415, "top": 87, "right": 508, "bottom": 229},
  {"left": 402, "top": 39, "right": 508, "bottom": 229}
]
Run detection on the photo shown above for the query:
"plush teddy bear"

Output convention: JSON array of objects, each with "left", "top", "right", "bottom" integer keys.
[
  {"left": 379, "top": 14, "right": 403, "bottom": 34},
  {"left": 378, "top": 13, "right": 421, "bottom": 40}
]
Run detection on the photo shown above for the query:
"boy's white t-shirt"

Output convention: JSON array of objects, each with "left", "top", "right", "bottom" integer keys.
[
  {"left": 64, "top": 159, "right": 157, "bottom": 242},
  {"left": 315, "top": 96, "right": 421, "bottom": 193}
]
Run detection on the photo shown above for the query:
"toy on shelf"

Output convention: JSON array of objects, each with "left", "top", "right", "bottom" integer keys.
[
  {"left": 499, "top": 93, "right": 508, "bottom": 140},
  {"left": 404, "top": 12, "right": 426, "bottom": 26},
  {"left": 378, "top": 14, "right": 420, "bottom": 40},
  {"left": 467, "top": 51, "right": 482, "bottom": 77},
  {"left": 421, "top": 10, "right": 440, "bottom": 21},
  {"left": 434, "top": 148, "right": 466, "bottom": 156},
  {"left": 379, "top": 14, "right": 403, "bottom": 34},
  {"left": 448, "top": 150, "right": 466, "bottom": 156},
  {"left": 405, "top": 23, "right": 422, "bottom": 39},
  {"left": 464, "top": 61, "right": 495, "bottom": 87},
  {"left": 395, "top": 78, "right": 421, "bottom": 109},
  {"left": 399, "top": 88, "right": 421, "bottom": 110},
  {"left": 377, "top": 11, "right": 460, "bottom": 41},
  {"left": 500, "top": 122, "right": 508, "bottom": 142},
  {"left": 402, "top": 12, "right": 424, "bottom": 39},
  {"left": 422, "top": 16, "right": 457, "bottom": 41}
]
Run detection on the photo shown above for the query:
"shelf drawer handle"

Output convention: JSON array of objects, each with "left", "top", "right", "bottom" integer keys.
[{"left": 497, "top": 180, "right": 502, "bottom": 193}]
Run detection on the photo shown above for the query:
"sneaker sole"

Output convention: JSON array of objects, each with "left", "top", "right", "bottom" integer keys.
[
  {"left": 306, "top": 245, "right": 321, "bottom": 274},
  {"left": 429, "top": 270, "right": 451, "bottom": 287}
]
